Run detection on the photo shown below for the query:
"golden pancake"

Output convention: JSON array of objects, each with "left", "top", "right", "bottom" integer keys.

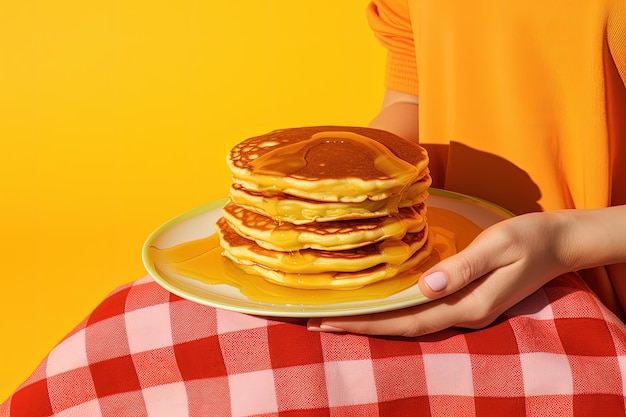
[
  {"left": 228, "top": 244, "right": 433, "bottom": 290},
  {"left": 221, "top": 201, "right": 426, "bottom": 251},
  {"left": 227, "top": 126, "right": 430, "bottom": 204},
  {"left": 228, "top": 180, "right": 430, "bottom": 224},
  {"left": 216, "top": 217, "right": 428, "bottom": 274}
]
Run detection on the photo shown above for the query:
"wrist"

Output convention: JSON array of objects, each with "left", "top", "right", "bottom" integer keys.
[{"left": 554, "top": 206, "right": 626, "bottom": 271}]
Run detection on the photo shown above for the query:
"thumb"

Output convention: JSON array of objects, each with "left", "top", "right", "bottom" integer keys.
[{"left": 418, "top": 231, "right": 507, "bottom": 299}]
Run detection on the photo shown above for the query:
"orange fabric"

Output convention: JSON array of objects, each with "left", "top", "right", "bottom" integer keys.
[{"left": 367, "top": 0, "right": 626, "bottom": 318}]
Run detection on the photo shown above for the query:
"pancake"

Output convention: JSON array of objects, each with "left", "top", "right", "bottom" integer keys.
[
  {"left": 216, "top": 216, "right": 432, "bottom": 290},
  {"left": 225, "top": 240, "right": 434, "bottom": 290},
  {"left": 221, "top": 200, "right": 427, "bottom": 251},
  {"left": 227, "top": 126, "right": 430, "bottom": 204},
  {"left": 229, "top": 179, "right": 431, "bottom": 224}
]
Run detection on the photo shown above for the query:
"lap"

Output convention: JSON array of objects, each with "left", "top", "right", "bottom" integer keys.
[{"left": 2, "top": 273, "right": 626, "bottom": 417}]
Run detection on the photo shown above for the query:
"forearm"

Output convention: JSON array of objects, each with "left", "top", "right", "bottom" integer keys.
[
  {"left": 368, "top": 89, "right": 419, "bottom": 143},
  {"left": 555, "top": 205, "right": 626, "bottom": 271}
]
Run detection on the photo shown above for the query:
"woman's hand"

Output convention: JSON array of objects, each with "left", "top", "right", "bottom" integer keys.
[{"left": 308, "top": 206, "right": 626, "bottom": 337}]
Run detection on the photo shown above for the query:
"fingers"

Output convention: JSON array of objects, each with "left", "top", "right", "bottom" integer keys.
[
  {"left": 307, "top": 307, "right": 440, "bottom": 338},
  {"left": 307, "top": 282, "right": 499, "bottom": 337}
]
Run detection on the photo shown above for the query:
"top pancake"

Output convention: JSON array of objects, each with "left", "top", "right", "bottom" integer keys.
[{"left": 227, "top": 126, "right": 430, "bottom": 203}]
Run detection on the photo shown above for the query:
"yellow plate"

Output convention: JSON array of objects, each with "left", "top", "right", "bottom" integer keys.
[{"left": 142, "top": 189, "right": 513, "bottom": 317}]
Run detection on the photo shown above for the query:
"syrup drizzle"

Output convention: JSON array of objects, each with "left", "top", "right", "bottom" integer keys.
[{"left": 249, "top": 131, "right": 419, "bottom": 180}]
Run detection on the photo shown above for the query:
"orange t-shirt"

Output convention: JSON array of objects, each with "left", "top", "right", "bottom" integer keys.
[{"left": 367, "top": 0, "right": 626, "bottom": 317}]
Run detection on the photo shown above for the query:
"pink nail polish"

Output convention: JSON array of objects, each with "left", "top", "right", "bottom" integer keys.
[
  {"left": 307, "top": 320, "right": 344, "bottom": 333},
  {"left": 319, "top": 323, "right": 345, "bottom": 333},
  {"left": 424, "top": 271, "right": 447, "bottom": 292},
  {"left": 307, "top": 318, "right": 322, "bottom": 332}
]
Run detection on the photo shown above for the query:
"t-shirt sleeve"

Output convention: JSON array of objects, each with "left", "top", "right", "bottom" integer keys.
[{"left": 366, "top": 0, "right": 418, "bottom": 95}]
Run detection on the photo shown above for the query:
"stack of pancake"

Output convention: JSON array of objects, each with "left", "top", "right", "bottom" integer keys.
[{"left": 215, "top": 126, "right": 433, "bottom": 290}]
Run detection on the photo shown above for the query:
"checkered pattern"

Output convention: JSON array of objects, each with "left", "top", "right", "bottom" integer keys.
[{"left": 2, "top": 273, "right": 626, "bottom": 416}]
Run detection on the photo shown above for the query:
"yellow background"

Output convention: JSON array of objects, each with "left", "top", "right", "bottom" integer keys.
[{"left": 0, "top": 1, "right": 384, "bottom": 399}]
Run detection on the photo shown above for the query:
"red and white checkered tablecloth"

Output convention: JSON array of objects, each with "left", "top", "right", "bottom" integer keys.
[{"left": 2, "top": 272, "right": 626, "bottom": 417}]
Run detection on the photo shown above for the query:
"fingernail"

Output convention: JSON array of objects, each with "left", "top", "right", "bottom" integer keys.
[
  {"left": 423, "top": 271, "right": 448, "bottom": 292},
  {"left": 307, "top": 319, "right": 344, "bottom": 333}
]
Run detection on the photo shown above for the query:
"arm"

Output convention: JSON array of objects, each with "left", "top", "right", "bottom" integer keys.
[
  {"left": 368, "top": 89, "right": 419, "bottom": 143},
  {"left": 556, "top": 205, "right": 626, "bottom": 270}
]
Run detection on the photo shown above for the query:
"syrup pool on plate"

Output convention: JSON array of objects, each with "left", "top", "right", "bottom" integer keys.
[{"left": 147, "top": 207, "right": 481, "bottom": 305}]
